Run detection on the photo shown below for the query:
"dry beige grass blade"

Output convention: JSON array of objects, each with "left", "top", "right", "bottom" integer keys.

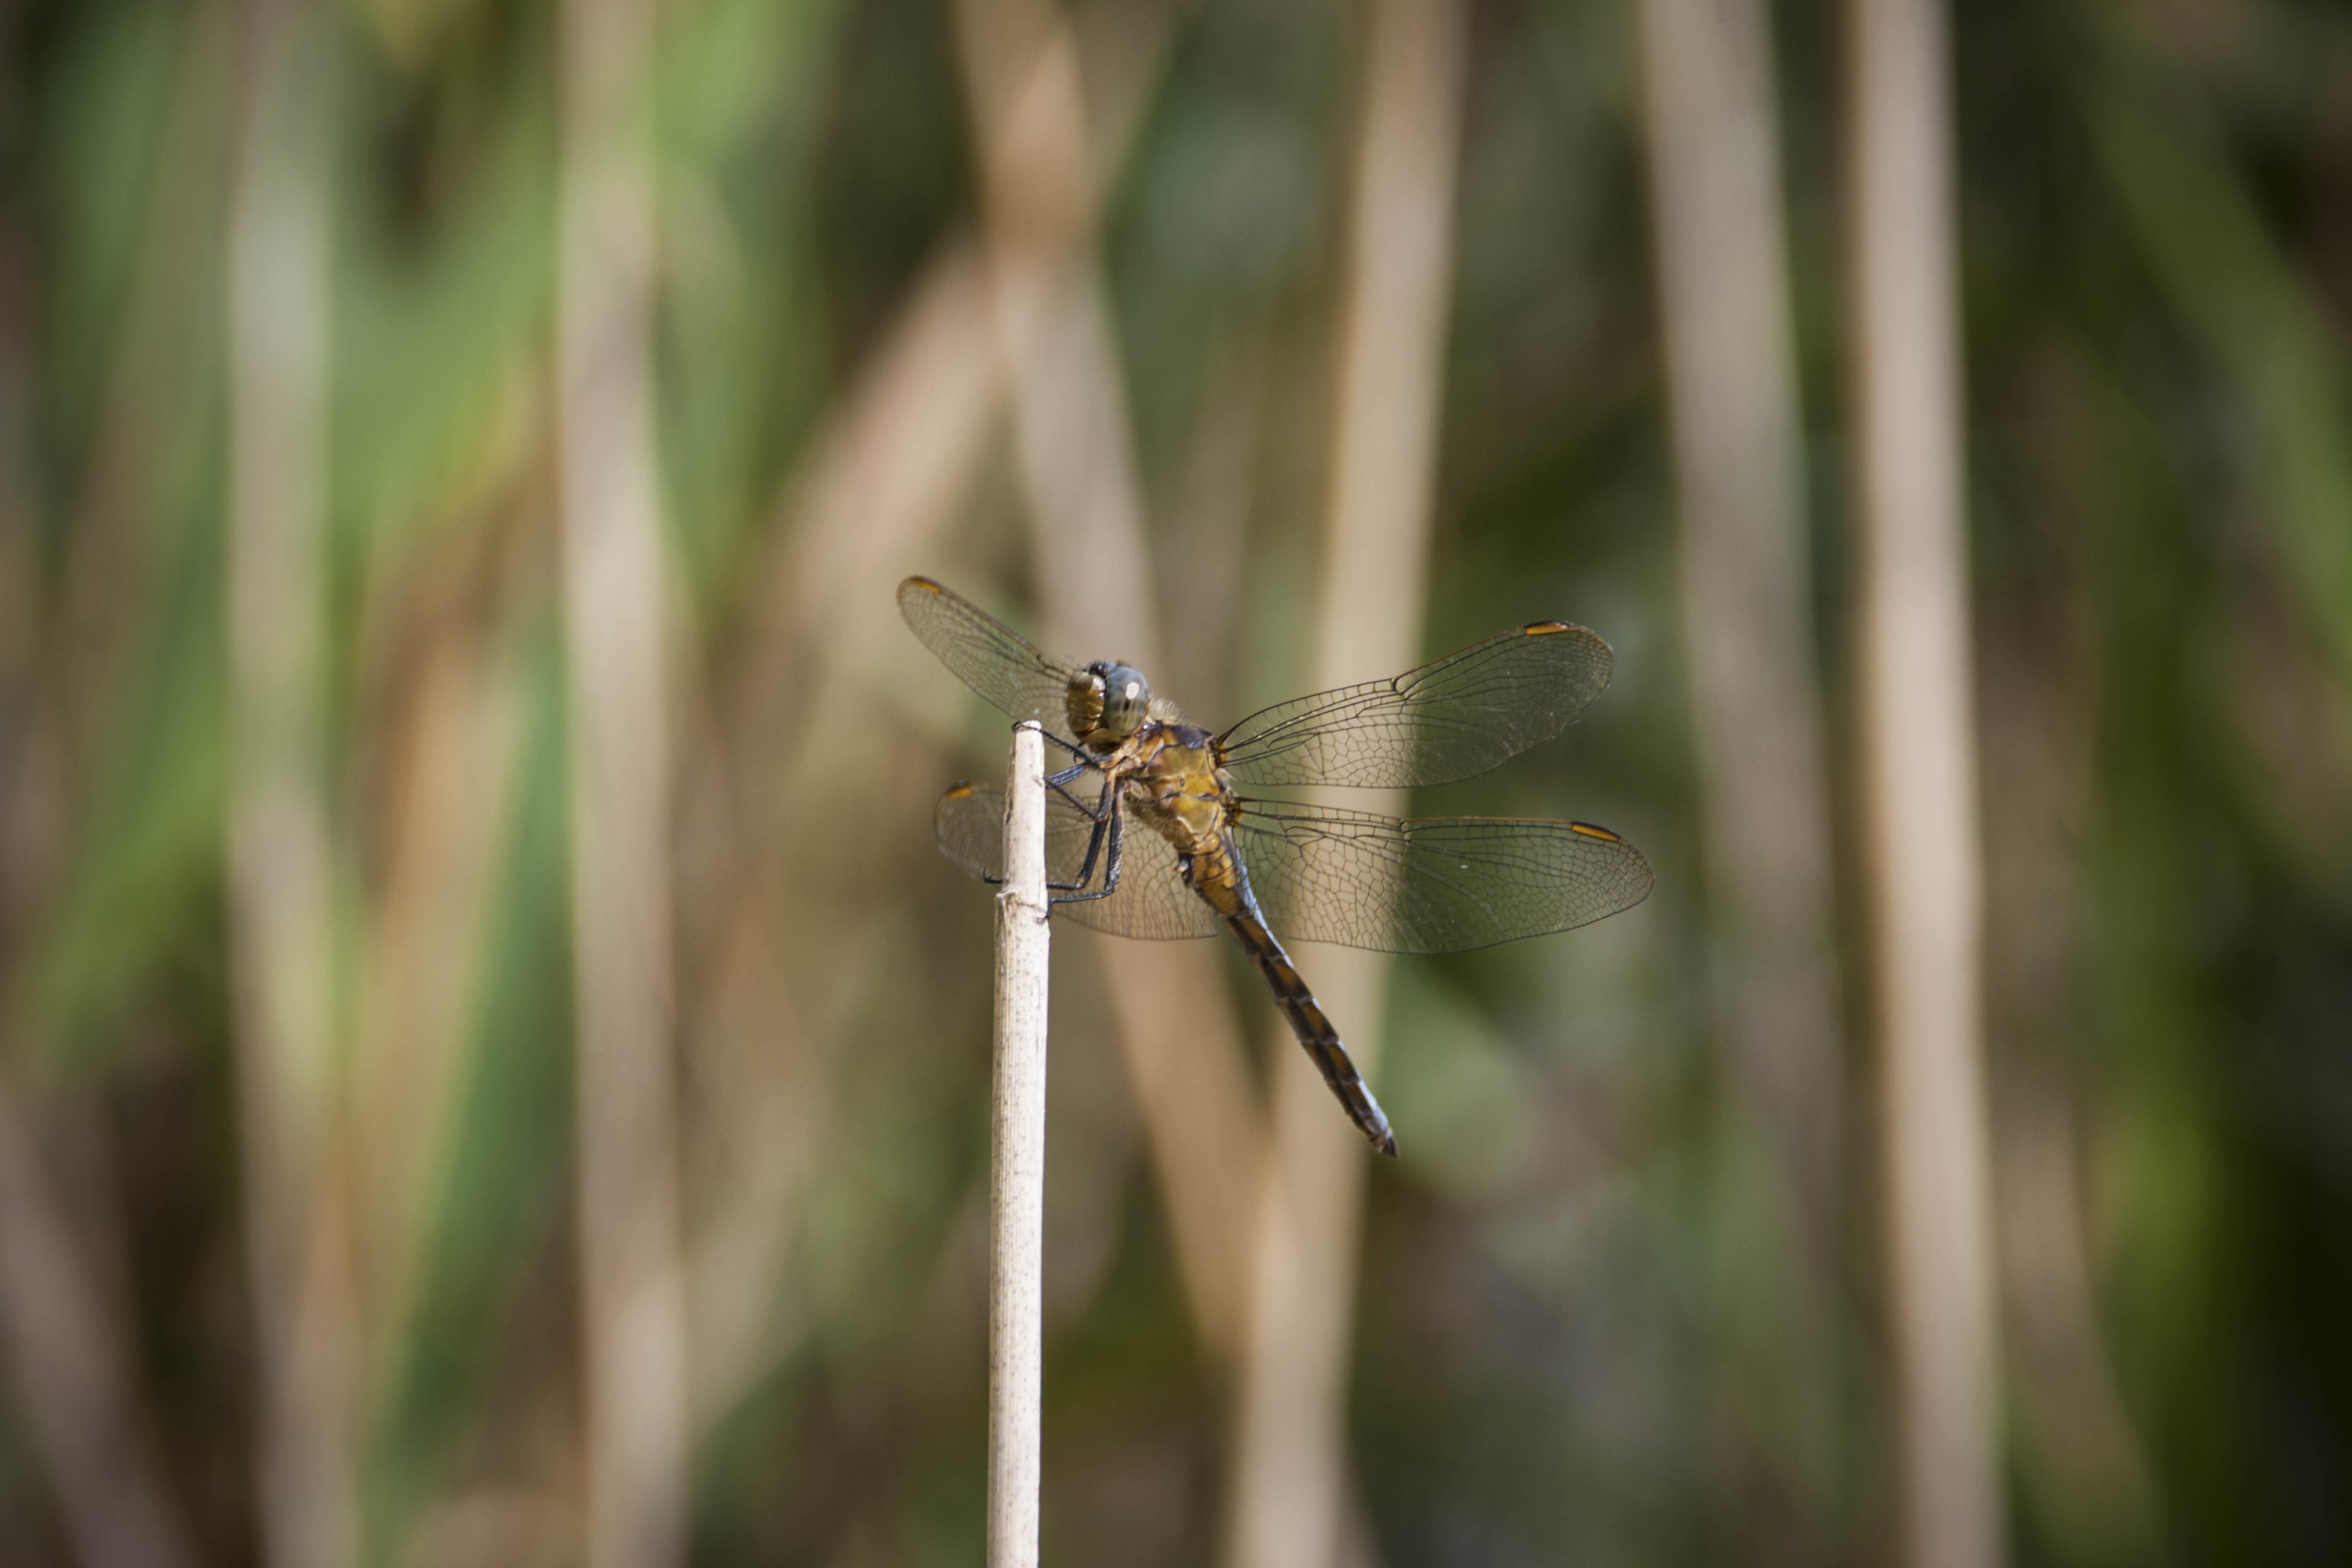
[
  {"left": 558, "top": 0, "right": 687, "bottom": 1560},
  {"left": 1224, "top": 4, "right": 1465, "bottom": 1566},
  {"left": 348, "top": 458, "right": 535, "bottom": 1371},
  {"left": 720, "top": 243, "right": 999, "bottom": 795},
  {"left": 681, "top": 5, "right": 1192, "bottom": 1426},
  {"left": 1639, "top": 0, "right": 1843, "bottom": 1262},
  {"left": 956, "top": 0, "right": 1155, "bottom": 648},
  {"left": 951, "top": 0, "right": 1268, "bottom": 1370},
  {"left": 1844, "top": 1, "right": 2002, "bottom": 1565},
  {"left": 1159, "top": 324, "right": 1270, "bottom": 721},
  {"left": 226, "top": 2, "right": 361, "bottom": 1563},
  {"left": 680, "top": 238, "right": 1001, "bottom": 1432},
  {"left": 1637, "top": 0, "right": 1847, "bottom": 1540}
]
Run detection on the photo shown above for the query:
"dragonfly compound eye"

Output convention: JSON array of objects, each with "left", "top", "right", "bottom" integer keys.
[
  {"left": 1096, "top": 662, "right": 1152, "bottom": 737},
  {"left": 1069, "top": 661, "right": 1150, "bottom": 746}
]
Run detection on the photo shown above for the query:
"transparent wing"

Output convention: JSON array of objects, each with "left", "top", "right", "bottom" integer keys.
[
  {"left": 898, "top": 577, "right": 1080, "bottom": 738},
  {"left": 1216, "top": 622, "right": 1614, "bottom": 789},
  {"left": 1235, "top": 800, "right": 1652, "bottom": 954},
  {"left": 934, "top": 782, "right": 1218, "bottom": 941}
]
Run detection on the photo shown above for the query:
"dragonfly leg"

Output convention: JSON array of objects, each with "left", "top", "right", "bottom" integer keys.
[
  {"left": 1050, "top": 796, "right": 1126, "bottom": 907},
  {"left": 1048, "top": 773, "right": 1110, "bottom": 822},
  {"left": 1048, "top": 819, "right": 1105, "bottom": 892},
  {"left": 1040, "top": 731, "right": 1105, "bottom": 777},
  {"left": 1046, "top": 776, "right": 1114, "bottom": 893}
]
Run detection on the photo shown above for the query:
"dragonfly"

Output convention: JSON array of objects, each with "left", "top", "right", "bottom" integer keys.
[{"left": 900, "top": 576, "right": 1651, "bottom": 1157}]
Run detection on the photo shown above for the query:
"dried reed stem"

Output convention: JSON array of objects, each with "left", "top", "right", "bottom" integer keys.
[
  {"left": 351, "top": 554, "right": 528, "bottom": 1376},
  {"left": 1638, "top": 0, "right": 1847, "bottom": 1538},
  {"left": 1224, "top": 3, "right": 1464, "bottom": 1564},
  {"left": 988, "top": 722, "right": 1052, "bottom": 1568},
  {"left": 1639, "top": 0, "right": 1843, "bottom": 1254},
  {"left": 1844, "top": 0, "right": 2002, "bottom": 1564},
  {"left": 226, "top": 1, "right": 360, "bottom": 1562},
  {"left": 685, "top": 240, "right": 1000, "bottom": 1429},
  {"left": 560, "top": 0, "right": 688, "bottom": 1559},
  {"left": 952, "top": 0, "right": 1268, "bottom": 1368}
]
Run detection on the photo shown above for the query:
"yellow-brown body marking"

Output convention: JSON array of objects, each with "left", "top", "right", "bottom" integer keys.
[{"left": 1089, "top": 721, "right": 1397, "bottom": 1156}]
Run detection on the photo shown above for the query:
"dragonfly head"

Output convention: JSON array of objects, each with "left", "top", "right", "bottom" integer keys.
[{"left": 1068, "top": 661, "right": 1152, "bottom": 750}]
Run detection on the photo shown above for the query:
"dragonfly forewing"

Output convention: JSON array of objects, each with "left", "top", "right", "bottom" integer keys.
[
  {"left": 898, "top": 577, "right": 1081, "bottom": 739},
  {"left": 1216, "top": 621, "right": 1614, "bottom": 790}
]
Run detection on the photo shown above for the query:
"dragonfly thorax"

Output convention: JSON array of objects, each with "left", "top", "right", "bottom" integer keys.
[{"left": 1067, "top": 660, "right": 1152, "bottom": 751}]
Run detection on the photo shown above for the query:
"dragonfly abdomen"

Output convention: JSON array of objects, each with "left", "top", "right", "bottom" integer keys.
[{"left": 1222, "top": 900, "right": 1397, "bottom": 1158}]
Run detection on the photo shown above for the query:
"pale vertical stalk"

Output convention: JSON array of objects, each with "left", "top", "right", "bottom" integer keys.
[
  {"left": 1640, "top": 0, "right": 1841, "bottom": 1253},
  {"left": 1224, "top": 3, "right": 1464, "bottom": 1566},
  {"left": 954, "top": 0, "right": 1158, "bottom": 644},
  {"left": 692, "top": 45, "right": 1194, "bottom": 1405},
  {"left": 687, "top": 243, "right": 1001, "bottom": 1427},
  {"left": 226, "top": 2, "right": 359, "bottom": 1564},
  {"left": 988, "top": 723, "right": 1051, "bottom": 1568},
  {"left": 1844, "top": 2, "right": 2001, "bottom": 1566},
  {"left": 952, "top": 0, "right": 1268, "bottom": 1368},
  {"left": 560, "top": 0, "right": 687, "bottom": 1561},
  {"left": 1637, "top": 0, "right": 1846, "bottom": 1539}
]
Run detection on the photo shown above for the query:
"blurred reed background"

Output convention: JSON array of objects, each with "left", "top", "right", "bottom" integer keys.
[{"left": 1, "top": 0, "right": 2349, "bottom": 1564}]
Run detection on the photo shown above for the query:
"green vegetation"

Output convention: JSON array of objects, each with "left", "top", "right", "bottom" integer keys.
[{"left": 0, "top": 0, "right": 2347, "bottom": 1563}]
